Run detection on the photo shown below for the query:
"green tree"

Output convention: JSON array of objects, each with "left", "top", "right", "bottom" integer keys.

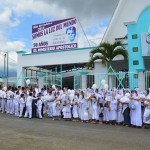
[{"left": 88, "top": 41, "right": 128, "bottom": 69}]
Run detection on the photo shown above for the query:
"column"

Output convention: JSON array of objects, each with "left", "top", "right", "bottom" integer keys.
[
  {"left": 81, "top": 75, "right": 87, "bottom": 90},
  {"left": 138, "top": 71, "right": 145, "bottom": 91}
]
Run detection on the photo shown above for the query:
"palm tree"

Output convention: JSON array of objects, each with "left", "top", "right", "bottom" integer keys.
[
  {"left": 87, "top": 41, "right": 128, "bottom": 88},
  {"left": 88, "top": 41, "right": 128, "bottom": 68}
]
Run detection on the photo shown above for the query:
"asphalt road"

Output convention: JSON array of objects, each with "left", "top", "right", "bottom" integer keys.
[{"left": 0, "top": 113, "right": 150, "bottom": 150}]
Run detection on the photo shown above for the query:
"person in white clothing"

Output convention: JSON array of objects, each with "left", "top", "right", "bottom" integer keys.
[
  {"left": 7, "top": 87, "right": 14, "bottom": 114},
  {"left": 47, "top": 90, "right": 55, "bottom": 117},
  {"left": 130, "top": 90, "right": 142, "bottom": 127},
  {"left": 35, "top": 94, "right": 43, "bottom": 119},
  {"left": 19, "top": 94, "right": 25, "bottom": 117},
  {"left": 14, "top": 91, "right": 20, "bottom": 116},
  {"left": 1, "top": 87, "right": 7, "bottom": 113},
  {"left": 24, "top": 93, "right": 33, "bottom": 118},
  {"left": 0, "top": 87, "right": 3, "bottom": 111},
  {"left": 143, "top": 90, "right": 150, "bottom": 129}
]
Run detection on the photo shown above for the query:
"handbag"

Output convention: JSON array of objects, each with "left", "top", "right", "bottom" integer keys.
[{"left": 129, "top": 101, "right": 136, "bottom": 110}]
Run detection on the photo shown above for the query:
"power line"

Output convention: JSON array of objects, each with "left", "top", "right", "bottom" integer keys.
[{"left": 77, "top": 19, "right": 91, "bottom": 47}]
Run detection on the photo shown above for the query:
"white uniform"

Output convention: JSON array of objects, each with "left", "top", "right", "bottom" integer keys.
[
  {"left": 19, "top": 98, "right": 25, "bottom": 117},
  {"left": 130, "top": 96, "right": 142, "bottom": 127},
  {"left": 103, "top": 94, "right": 111, "bottom": 122},
  {"left": 0, "top": 90, "right": 3, "bottom": 111},
  {"left": 14, "top": 94, "right": 20, "bottom": 116},
  {"left": 72, "top": 100, "right": 79, "bottom": 119},
  {"left": 115, "top": 94, "right": 124, "bottom": 123},
  {"left": 63, "top": 102, "right": 72, "bottom": 119},
  {"left": 1, "top": 91, "right": 7, "bottom": 113},
  {"left": 91, "top": 98, "right": 99, "bottom": 120},
  {"left": 7, "top": 90, "right": 14, "bottom": 114},
  {"left": 80, "top": 98, "right": 89, "bottom": 121},
  {"left": 143, "top": 94, "right": 150, "bottom": 124},
  {"left": 36, "top": 99, "right": 43, "bottom": 118},
  {"left": 47, "top": 94, "right": 55, "bottom": 117},
  {"left": 24, "top": 96, "right": 33, "bottom": 118},
  {"left": 109, "top": 99, "right": 117, "bottom": 121}
]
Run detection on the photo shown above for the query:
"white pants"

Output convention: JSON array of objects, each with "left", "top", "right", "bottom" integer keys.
[
  {"left": 37, "top": 106, "right": 42, "bottom": 118},
  {"left": 47, "top": 102, "right": 53, "bottom": 117},
  {"left": 1, "top": 99, "right": 7, "bottom": 113},
  {"left": 19, "top": 105, "right": 24, "bottom": 117},
  {"left": 0, "top": 98, "right": 2, "bottom": 110},
  {"left": 12, "top": 99, "right": 15, "bottom": 114},
  {"left": 14, "top": 103, "right": 19, "bottom": 116},
  {"left": 25, "top": 105, "right": 32, "bottom": 118},
  {"left": 143, "top": 109, "right": 150, "bottom": 124},
  {"left": 7, "top": 100, "right": 13, "bottom": 114}
]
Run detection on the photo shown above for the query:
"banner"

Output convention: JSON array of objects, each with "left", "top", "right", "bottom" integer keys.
[
  {"left": 141, "top": 32, "right": 150, "bottom": 56},
  {"left": 32, "top": 17, "right": 78, "bottom": 53}
]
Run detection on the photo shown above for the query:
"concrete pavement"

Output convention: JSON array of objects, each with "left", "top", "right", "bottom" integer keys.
[{"left": 0, "top": 113, "right": 150, "bottom": 150}]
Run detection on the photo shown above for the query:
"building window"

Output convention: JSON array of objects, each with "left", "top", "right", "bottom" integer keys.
[
  {"left": 134, "top": 74, "right": 138, "bottom": 78},
  {"left": 132, "top": 34, "right": 138, "bottom": 39},
  {"left": 133, "top": 47, "right": 138, "bottom": 52},
  {"left": 133, "top": 60, "right": 139, "bottom": 65}
]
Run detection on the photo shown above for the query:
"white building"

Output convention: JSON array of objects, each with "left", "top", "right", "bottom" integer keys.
[{"left": 17, "top": 0, "right": 150, "bottom": 90}]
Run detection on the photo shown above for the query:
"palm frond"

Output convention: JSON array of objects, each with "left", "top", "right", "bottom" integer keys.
[{"left": 113, "top": 48, "right": 128, "bottom": 59}]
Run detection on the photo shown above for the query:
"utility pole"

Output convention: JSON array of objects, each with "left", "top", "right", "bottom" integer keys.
[
  {"left": 4, "top": 53, "right": 6, "bottom": 76},
  {"left": 6, "top": 52, "right": 8, "bottom": 87}
]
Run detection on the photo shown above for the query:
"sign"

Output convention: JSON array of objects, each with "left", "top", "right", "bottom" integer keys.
[
  {"left": 141, "top": 31, "right": 150, "bottom": 56},
  {"left": 32, "top": 17, "right": 78, "bottom": 53}
]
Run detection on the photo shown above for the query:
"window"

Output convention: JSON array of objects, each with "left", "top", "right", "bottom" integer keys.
[
  {"left": 134, "top": 74, "right": 138, "bottom": 78},
  {"left": 133, "top": 60, "right": 139, "bottom": 65},
  {"left": 133, "top": 47, "right": 138, "bottom": 52},
  {"left": 132, "top": 34, "right": 138, "bottom": 39}
]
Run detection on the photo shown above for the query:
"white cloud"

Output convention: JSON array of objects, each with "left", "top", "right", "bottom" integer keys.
[
  {"left": 0, "top": 7, "right": 20, "bottom": 27},
  {"left": 0, "top": 0, "right": 119, "bottom": 57},
  {"left": 78, "top": 24, "right": 107, "bottom": 47}
]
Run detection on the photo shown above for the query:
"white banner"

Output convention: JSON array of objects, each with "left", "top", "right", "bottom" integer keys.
[
  {"left": 141, "top": 32, "right": 150, "bottom": 56},
  {"left": 32, "top": 17, "right": 78, "bottom": 53}
]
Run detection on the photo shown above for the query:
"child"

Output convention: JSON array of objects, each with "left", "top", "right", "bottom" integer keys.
[
  {"left": 19, "top": 94, "right": 25, "bottom": 117},
  {"left": 72, "top": 99, "right": 79, "bottom": 121}
]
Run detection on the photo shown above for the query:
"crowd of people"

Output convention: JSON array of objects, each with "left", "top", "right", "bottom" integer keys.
[{"left": 0, "top": 85, "right": 150, "bottom": 129}]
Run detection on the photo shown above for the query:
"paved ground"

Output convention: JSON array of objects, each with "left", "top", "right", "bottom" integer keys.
[{"left": 0, "top": 114, "right": 150, "bottom": 150}]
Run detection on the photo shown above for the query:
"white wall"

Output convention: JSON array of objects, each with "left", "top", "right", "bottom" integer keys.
[
  {"left": 17, "top": 48, "right": 92, "bottom": 68},
  {"left": 103, "top": 0, "right": 150, "bottom": 43},
  {"left": 17, "top": 48, "right": 93, "bottom": 87},
  {"left": 94, "top": 61, "right": 107, "bottom": 87}
]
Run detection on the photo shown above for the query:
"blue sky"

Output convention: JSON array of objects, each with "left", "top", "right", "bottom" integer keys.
[{"left": 0, "top": 0, "right": 119, "bottom": 76}]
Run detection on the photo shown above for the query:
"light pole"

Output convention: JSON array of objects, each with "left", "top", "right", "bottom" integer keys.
[
  {"left": 0, "top": 52, "right": 8, "bottom": 87},
  {"left": 4, "top": 53, "right": 6, "bottom": 76}
]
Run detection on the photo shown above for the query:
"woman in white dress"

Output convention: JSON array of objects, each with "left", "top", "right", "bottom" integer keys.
[
  {"left": 90, "top": 94, "right": 99, "bottom": 123},
  {"left": 103, "top": 91, "right": 111, "bottom": 124},
  {"left": 143, "top": 90, "right": 150, "bottom": 128},
  {"left": 109, "top": 92, "right": 117, "bottom": 125},
  {"left": 80, "top": 91, "right": 89, "bottom": 123},
  {"left": 52, "top": 91, "right": 61, "bottom": 120},
  {"left": 130, "top": 90, "right": 142, "bottom": 127},
  {"left": 116, "top": 91, "right": 124, "bottom": 124}
]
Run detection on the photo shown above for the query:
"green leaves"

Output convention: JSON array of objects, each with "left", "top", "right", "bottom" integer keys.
[{"left": 87, "top": 41, "right": 128, "bottom": 68}]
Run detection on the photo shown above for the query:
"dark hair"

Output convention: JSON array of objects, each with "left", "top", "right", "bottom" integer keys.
[
  {"left": 146, "top": 89, "right": 149, "bottom": 96},
  {"left": 21, "top": 94, "right": 24, "bottom": 98},
  {"left": 29, "top": 93, "right": 32, "bottom": 96},
  {"left": 66, "top": 26, "right": 76, "bottom": 34}
]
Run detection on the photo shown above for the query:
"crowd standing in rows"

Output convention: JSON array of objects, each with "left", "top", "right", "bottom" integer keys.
[{"left": 0, "top": 85, "right": 150, "bottom": 129}]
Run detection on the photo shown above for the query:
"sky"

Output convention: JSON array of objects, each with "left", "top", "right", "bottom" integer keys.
[{"left": 0, "top": 0, "right": 120, "bottom": 76}]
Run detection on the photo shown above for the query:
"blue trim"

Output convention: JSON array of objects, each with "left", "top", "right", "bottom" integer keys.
[{"left": 16, "top": 51, "right": 26, "bottom": 54}]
